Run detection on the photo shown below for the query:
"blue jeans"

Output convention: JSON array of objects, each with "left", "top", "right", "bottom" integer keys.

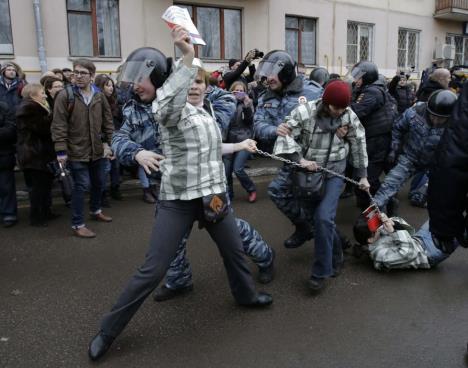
[
  {"left": 138, "top": 166, "right": 150, "bottom": 189},
  {"left": 302, "top": 176, "right": 344, "bottom": 279},
  {"left": 223, "top": 151, "right": 256, "bottom": 199},
  {"left": 69, "top": 159, "right": 106, "bottom": 228},
  {"left": 415, "top": 221, "right": 453, "bottom": 266},
  {"left": 103, "top": 159, "right": 120, "bottom": 189},
  {"left": 0, "top": 168, "right": 17, "bottom": 222}
]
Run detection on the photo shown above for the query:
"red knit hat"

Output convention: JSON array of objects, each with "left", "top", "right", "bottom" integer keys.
[{"left": 322, "top": 80, "right": 352, "bottom": 108}]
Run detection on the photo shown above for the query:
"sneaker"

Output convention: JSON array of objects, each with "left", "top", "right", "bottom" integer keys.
[
  {"left": 142, "top": 188, "right": 156, "bottom": 204},
  {"left": 248, "top": 191, "right": 257, "bottom": 203},
  {"left": 258, "top": 249, "right": 275, "bottom": 284},
  {"left": 73, "top": 226, "right": 96, "bottom": 238},
  {"left": 153, "top": 284, "right": 194, "bottom": 302}
]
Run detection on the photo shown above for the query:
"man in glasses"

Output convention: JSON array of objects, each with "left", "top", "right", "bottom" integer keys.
[{"left": 51, "top": 59, "right": 114, "bottom": 238}]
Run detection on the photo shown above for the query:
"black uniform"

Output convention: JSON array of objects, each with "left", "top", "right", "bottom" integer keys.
[
  {"left": 428, "top": 82, "right": 468, "bottom": 243},
  {"left": 351, "top": 80, "right": 397, "bottom": 209}
]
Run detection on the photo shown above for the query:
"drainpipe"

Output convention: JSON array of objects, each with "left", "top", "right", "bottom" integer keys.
[{"left": 33, "top": 0, "right": 47, "bottom": 74}]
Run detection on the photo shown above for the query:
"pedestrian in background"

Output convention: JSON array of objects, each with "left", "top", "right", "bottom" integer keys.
[
  {"left": 16, "top": 84, "right": 58, "bottom": 226},
  {"left": 51, "top": 59, "right": 114, "bottom": 238},
  {"left": 224, "top": 81, "right": 257, "bottom": 202},
  {"left": 0, "top": 101, "right": 17, "bottom": 227},
  {"left": 42, "top": 76, "right": 63, "bottom": 110}
]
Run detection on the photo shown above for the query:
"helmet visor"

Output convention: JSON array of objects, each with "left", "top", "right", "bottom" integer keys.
[
  {"left": 117, "top": 60, "right": 155, "bottom": 85},
  {"left": 254, "top": 60, "right": 286, "bottom": 81},
  {"left": 351, "top": 66, "right": 366, "bottom": 81}
]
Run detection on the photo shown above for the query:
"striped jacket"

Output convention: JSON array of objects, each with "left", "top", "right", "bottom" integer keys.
[
  {"left": 273, "top": 100, "right": 368, "bottom": 177},
  {"left": 154, "top": 63, "right": 226, "bottom": 200}
]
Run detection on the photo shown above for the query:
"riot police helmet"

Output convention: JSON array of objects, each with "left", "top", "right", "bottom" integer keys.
[
  {"left": 426, "top": 89, "right": 457, "bottom": 117},
  {"left": 309, "top": 67, "right": 330, "bottom": 86},
  {"left": 351, "top": 61, "right": 379, "bottom": 85},
  {"left": 117, "top": 47, "right": 172, "bottom": 89},
  {"left": 255, "top": 50, "right": 297, "bottom": 86}
]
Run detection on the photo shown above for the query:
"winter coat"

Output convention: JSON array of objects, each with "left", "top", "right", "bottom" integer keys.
[
  {"left": 0, "top": 101, "right": 16, "bottom": 169},
  {"left": 0, "top": 76, "right": 24, "bottom": 112},
  {"left": 226, "top": 100, "right": 254, "bottom": 143},
  {"left": 416, "top": 79, "right": 445, "bottom": 102},
  {"left": 51, "top": 85, "right": 114, "bottom": 161},
  {"left": 254, "top": 76, "right": 323, "bottom": 146},
  {"left": 16, "top": 99, "right": 55, "bottom": 172},
  {"left": 392, "top": 85, "right": 416, "bottom": 114}
]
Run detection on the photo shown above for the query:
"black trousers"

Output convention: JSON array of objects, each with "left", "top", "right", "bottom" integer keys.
[
  {"left": 100, "top": 199, "right": 258, "bottom": 338},
  {"left": 23, "top": 169, "right": 54, "bottom": 222}
]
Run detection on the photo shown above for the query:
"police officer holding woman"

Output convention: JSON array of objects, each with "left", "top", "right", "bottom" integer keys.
[{"left": 88, "top": 26, "right": 272, "bottom": 361}]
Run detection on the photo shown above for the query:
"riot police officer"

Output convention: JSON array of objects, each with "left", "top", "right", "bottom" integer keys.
[
  {"left": 254, "top": 50, "right": 322, "bottom": 248},
  {"left": 350, "top": 61, "right": 398, "bottom": 212}
]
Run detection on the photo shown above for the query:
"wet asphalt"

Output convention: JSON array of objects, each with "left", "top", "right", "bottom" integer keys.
[{"left": 2, "top": 178, "right": 468, "bottom": 368}]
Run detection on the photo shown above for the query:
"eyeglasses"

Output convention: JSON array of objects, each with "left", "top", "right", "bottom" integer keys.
[{"left": 73, "top": 70, "right": 91, "bottom": 76}]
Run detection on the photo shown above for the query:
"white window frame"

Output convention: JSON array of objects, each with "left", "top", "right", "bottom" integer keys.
[
  {"left": 398, "top": 28, "right": 420, "bottom": 71},
  {"left": 346, "top": 21, "right": 374, "bottom": 66},
  {"left": 446, "top": 33, "right": 468, "bottom": 66}
]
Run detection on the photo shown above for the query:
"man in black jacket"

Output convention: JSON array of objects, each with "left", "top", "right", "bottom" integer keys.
[
  {"left": 350, "top": 61, "right": 398, "bottom": 212},
  {"left": 0, "top": 101, "right": 17, "bottom": 227},
  {"left": 428, "top": 81, "right": 468, "bottom": 248}
]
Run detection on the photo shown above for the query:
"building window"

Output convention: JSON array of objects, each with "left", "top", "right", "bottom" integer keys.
[
  {"left": 346, "top": 21, "right": 374, "bottom": 65},
  {"left": 398, "top": 28, "right": 420, "bottom": 70},
  {"left": 446, "top": 34, "right": 468, "bottom": 65},
  {"left": 0, "top": 0, "right": 13, "bottom": 54},
  {"left": 285, "top": 16, "right": 317, "bottom": 65},
  {"left": 174, "top": 4, "right": 242, "bottom": 60},
  {"left": 67, "top": 0, "right": 121, "bottom": 57}
]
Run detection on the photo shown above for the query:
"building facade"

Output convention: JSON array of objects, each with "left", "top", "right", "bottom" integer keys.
[{"left": 1, "top": 0, "right": 468, "bottom": 80}]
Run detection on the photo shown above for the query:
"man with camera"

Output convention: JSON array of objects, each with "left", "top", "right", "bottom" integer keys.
[{"left": 222, "top": 49, "right": 262, "bottom": 90}]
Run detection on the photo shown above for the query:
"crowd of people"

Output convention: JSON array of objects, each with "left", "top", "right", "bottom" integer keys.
[{"left": 1, "top": 25, "right": 467, "bottom": 361}]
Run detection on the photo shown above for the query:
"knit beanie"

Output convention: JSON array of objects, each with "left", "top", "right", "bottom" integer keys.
[{"left": 322, "top": 80, "right": 352, "bottom": 108}]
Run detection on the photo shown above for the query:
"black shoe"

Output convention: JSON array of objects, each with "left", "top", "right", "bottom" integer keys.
[
  {"left": 386, "top": 197, "right": 400, "bottom": 217},
  {"left": 142, "top": 188, "right": 156, "bottom": 204},
  {"left": 3, "top": 219, "right": 17, "bottom": 228},
  {"left": 308, "top": 277, "right": 325, "bottom": 293},
  {"left": 88, "top": 332, "right": 115, "bottom": 361},
  {"left": 153, "top": 284, "right": 194, "bottom": 302},
  {"left": 243, "top": 292, "right": 273, "bottom": 307},
  {"left": 257, "top": 249, "right": 275, "bottom": 284},
  {"left": 46, "top": 212, "right": 61, "bottom": 221},
  {"left": 284, "top": 226, "right": 313, "bottom": 248},
  {"left": 110, "top": 187, "right": 123, "bottom": 200}
]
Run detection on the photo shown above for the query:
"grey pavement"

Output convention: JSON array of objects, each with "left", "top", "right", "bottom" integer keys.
[{"left": 1, "top": 177, "right": 468, "bottom": 368}]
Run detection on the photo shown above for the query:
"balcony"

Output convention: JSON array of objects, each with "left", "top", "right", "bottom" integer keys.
[{"left": 435, "top": 0, "right": 468, "bottom": 21}]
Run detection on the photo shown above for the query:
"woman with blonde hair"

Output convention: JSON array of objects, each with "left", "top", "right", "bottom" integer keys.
[{"left": 16, "top": 84, "right": 58, "bottom": 226}]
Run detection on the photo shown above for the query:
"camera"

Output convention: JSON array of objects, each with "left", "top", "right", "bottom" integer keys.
[{"left": 252, "top": 49, "right": 264, "bottom": 60}]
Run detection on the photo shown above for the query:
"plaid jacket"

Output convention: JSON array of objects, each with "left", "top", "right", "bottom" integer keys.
[
  {"left": 154, "top": 63, "right": 226, "bottom": 200},
  {"left": 273, "top": 100, "right": 368, "bottom": 177},
  {"left": 369, "top": 217, "right": 430, "bottom": 270}
]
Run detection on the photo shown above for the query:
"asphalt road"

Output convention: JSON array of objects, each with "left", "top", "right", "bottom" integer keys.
[{"left": 2, "top": 178, "right": 468, "bottom": 368}]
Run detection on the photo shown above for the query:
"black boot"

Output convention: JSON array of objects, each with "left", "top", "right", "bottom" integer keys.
[
  {"left": 386, "top": 197, "right": 400, "bottom": 217},
  {"left": 142, "top": 188, "right": 156, "bottom": 204},
  {"left": 284, "top": 224, "right": 314, "bottom": 248},
  {"left": 88, "top": 332, "right": 115, "bottom": 361},
  {"left": 110, "top": 186, "right": 123, "bottom": 200},
  {"left": 258, "top": 249, "right": 275, "bottom": 284}
]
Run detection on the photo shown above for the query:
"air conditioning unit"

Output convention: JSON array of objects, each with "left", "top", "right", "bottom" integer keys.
[{"left": 434, "top": 43, "right": 456, "bottom": 60}]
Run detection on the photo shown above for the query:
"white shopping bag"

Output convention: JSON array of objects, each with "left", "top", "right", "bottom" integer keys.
[{"left": 162, "top": 6, "right": 206, "bottom": 46}]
